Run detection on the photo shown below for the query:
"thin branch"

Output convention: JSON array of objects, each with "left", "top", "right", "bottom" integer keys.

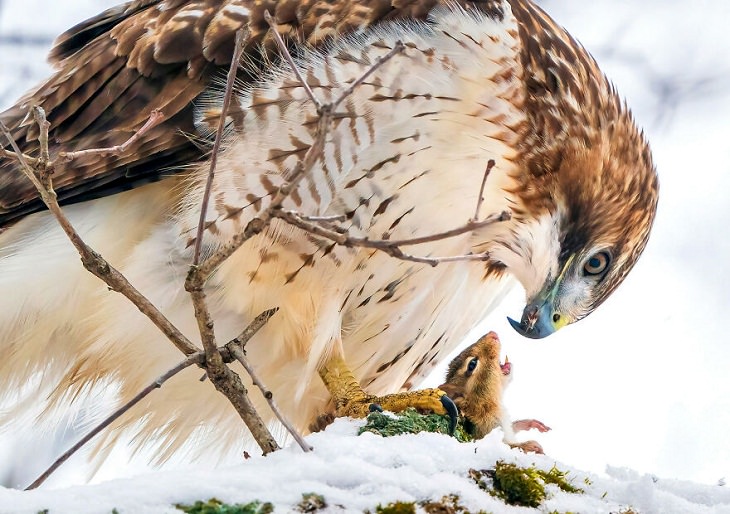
[
  {"left": 58, "top": 109, "right": 164, "bottom": 162},
  {"left": 25, "top": 308, "right": 280, "bottom": 490},
  {"left": 25, "top": 353, "right": 203, "bottom": 491},
  {"left": 1, "top": 116, "right": 199, "bottom": 357},
  {"left": 185, "top": 272, "right": 281, "bottom": 455},
  {"left": 183, "top": 31, "right": 283, "bottom": 452},
  {"left": 181, "top": 31, "right": 408, "bottom": 455},
  {"left": 278, "top": 208, "right": 510, "bottom": 247},
  {"left": 227, "top": 346, "right": 312, "bottom": 452},
  {"left": 331, "top": 41, "right": 405, "bottom": 111},
  {"left": 31, "top": 107, "right": 50, "bottom": 178},
  {"left": 1, "top": 120, "right": 45, "bottom": 193},
  {"left": 193, "top": 29, "right": 247, "bottom": 266},
  {"left": 263, "top": 10, "right": 321, "bottom": 111},
  {"left": 226, "top": 308, "right": 280, "bottom": 351},
  {"left": 192, "top": 114, "right": 329, "bottom": 280},
  {"left": 185, "top": 29, "right": 284, "bottom": 453},
  {"left": 375, "top": 210, "right": 511, "bottom": 248},
  {"left": 473, "top": 159, "right": 495, "bottom": 222},
  {"left": 192, "top": 40, "right": 405, "bottom": 280},
  {"left": 299, "top": 214, "right": 349, "bottom": 223},
  {"left": 1, "top": 147, "right": 39, "bottom": 165},
  {"left": 275, "top": 209, "right": 498, "bottom": 267}
]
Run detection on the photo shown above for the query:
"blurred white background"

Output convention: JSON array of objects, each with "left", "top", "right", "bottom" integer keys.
[{"left": 1, "top": 0, "right": 728, "bottom": 489}]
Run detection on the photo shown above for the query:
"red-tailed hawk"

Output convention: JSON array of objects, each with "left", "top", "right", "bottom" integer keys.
[{"left": 0, "top": 0, "right": 658, "bottom": 460}]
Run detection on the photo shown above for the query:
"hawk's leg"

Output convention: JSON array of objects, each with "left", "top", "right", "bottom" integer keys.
[{"left": 318, "top": 354, "right": 458, "bottom": 428}]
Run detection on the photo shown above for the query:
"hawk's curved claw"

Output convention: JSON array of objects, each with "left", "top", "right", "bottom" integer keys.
[
  {"left": 319, "top": 355, "right": 451, "bottom": 419},
  {"left": 440, "top": 394, "right": 459, "bottom": 435}
]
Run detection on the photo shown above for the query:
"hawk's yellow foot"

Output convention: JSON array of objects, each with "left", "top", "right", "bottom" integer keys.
[{"left": 319, "top": 354, "right": 459, "bottom": 433}]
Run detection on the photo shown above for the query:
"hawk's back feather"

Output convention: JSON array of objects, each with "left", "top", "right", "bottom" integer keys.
[{"left": 0, "top": 0, "right": 501, "bottom": 226}]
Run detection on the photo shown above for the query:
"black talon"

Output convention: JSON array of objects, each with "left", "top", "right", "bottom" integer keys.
[
  {"left": 440, "top": 394, "right": 459, "bottom": 436},
  {"left": 368, "top": 403, "right": 383, "bottom": 413}
]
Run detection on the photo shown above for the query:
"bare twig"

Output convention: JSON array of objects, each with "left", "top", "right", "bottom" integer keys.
[
  {"left": 276, "top": 209, "right": 507, "bottom": 267},
  {"left": 5, "top": 113, "right": 281, "bottom": 457},
  {"left": 1, "top": 115, "right": 200, "bottom": 358},
  {"left": 225, "top": 308, "right": 280, "bottom": 352},
  {"left": 180, "top": 31, "right": 410, "bottom": 455},
  {"left": 184, "top": 30, "right": 281, "bottom": 453},
  {"left": 185, "top": 275, "right": 281, "bottom": 455},
  {"left": 1, "top": 147, "right": 39, "bottom": 165},
  {"left": 227, "top": 345, "right": 312, "bottom": 452},
  {"left": 193, "top": 29, "right": 247, "bottom": 266},
  {"left": 25, "top": 308, "right": 279, "bottom": 489},
  {"left": 473, "top": 159, "right": 495, "bottom": 222},
  {"left": 225, "top": 308, "right": 314, "bottom": 452},
  {"left": 31, "top": 107, "right": 50, "bottom": 178},
  {"left": 299, "top": 214, "right": 349, "bottom": 223},
  {"left": 331, "top": 41, "right": 405, "bottom": 111},
  {"left": 190, "top": 42, "right": 405, "bottom": 279},
  {"left": 192, "top": 114, "right": 329, "bottom": 279},
  {"left": 264, "top": 10, "right": 321, "bottom": 110},
  {"left": 58, "top": 109, "right": 164, "bottom": 162},
  {"left": 25, "top": 352, "right": 203, "bottom": 490},
  {"left": 1, "top": 108, "right": 162, "bottom": 170},
  {"left": 225, "top": 309, "right": 313, "bottom": 453},
  {"left": 3, "top": 35, "right": 286, "bottom": 460}
]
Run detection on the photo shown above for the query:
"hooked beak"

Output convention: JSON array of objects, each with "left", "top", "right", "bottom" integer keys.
[
  {"left": 508, "top": 299, "right": 564, "bottom": 339},
  {"left": 508, "top": 257, "right": 573, "bottom": 339}
]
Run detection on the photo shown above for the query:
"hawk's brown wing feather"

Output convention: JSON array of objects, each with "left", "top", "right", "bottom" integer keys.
[{"left": 1, "top": 0, "right": 500, "bottom": 227}]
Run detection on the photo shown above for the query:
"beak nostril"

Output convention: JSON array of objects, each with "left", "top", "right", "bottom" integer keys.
[{"left": 552, "top": 313, "right": 560, "bottom": 323}]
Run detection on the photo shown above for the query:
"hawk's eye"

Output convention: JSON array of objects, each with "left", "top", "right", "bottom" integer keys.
[
  {"left": 584, "top": 251, "right": 610, "bottom": 276},
  {"left": 466, "top": 357, "right": 478, "bottom": 375}
]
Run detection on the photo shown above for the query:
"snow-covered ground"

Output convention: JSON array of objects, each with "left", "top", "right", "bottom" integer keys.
[
  {"left": 2, "top": 418, "right": 729, "bottom": 514},
  {"left": 1, "top": 0, "right": 729, "bottom": 509}
]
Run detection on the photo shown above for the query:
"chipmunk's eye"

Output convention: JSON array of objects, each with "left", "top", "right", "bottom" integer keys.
[{"left": 466, "top": 357, "right": 478, "bottom": 375}]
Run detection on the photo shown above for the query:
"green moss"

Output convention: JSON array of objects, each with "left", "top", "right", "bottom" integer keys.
[
  {"left": 469, "top": 461, "right": 583, "bottom": 508},
  {"left": 491, "top": 462, "right": 546, "bottom": 507},
  {"left": 373, "top": 501, "right": 417, "bottom": 514},
  {"left": 296, "top": 492, "right": 327, "bottom": 512},
  {"left": 420, "top": 494, "right": 491, "bottom": 514},
  {"left": 541, "top": 465, "right": 585, "bottom": 494},
  {"left": 176, "top": 498, "right": 274, "bottom": 514},
  {"left": 358, "top": 408, "right": 472, "bottom": 442}
]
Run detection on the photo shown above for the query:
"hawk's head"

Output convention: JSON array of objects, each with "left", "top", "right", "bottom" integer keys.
[{"left": 488, "top": 2, "right": 659, "bottom": 339}]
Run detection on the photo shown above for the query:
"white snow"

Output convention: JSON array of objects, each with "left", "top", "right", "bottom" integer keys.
[
  {"left": 1, "top": 419, "right": 729, "bottom": 514},
  {"left": 0, "top": 0, "right": 729, "bottom": 510}
]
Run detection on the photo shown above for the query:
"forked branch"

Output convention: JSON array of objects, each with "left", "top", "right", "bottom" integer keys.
[
  {"left": 25, "top": 308, "right": 281, "bottom": 490},
  {"left": 0, "top": 114, "right": 199, "bottom": 358}
]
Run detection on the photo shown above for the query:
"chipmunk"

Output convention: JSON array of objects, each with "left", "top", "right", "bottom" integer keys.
[{"left": 439, "top": 331, "right": 550, "bottom": 453}]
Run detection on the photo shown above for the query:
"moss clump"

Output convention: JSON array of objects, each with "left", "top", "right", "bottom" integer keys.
[
  {"left": 421, "top": 494, "right": 490, "bottom": 514},
  {"left": 470, "top": 461, "right": 583, "bottom": 508},
  {"left": 358, "top": 408, "right": 472, "bottom": 442},
  {"left": 296, "top": 492, "right": 327, "bottom": 512},
  {"left": 176, "top": 498, "right": 274, "bottom": 514},
  {"left": 541, "top": 465, "right": 584, "bottom": 494},
  {"left": 490, "top": 462, "right": 546, "bottom": 507},
  {"left": 373, "top": 501, "right": 417, "bottom": 514}
]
